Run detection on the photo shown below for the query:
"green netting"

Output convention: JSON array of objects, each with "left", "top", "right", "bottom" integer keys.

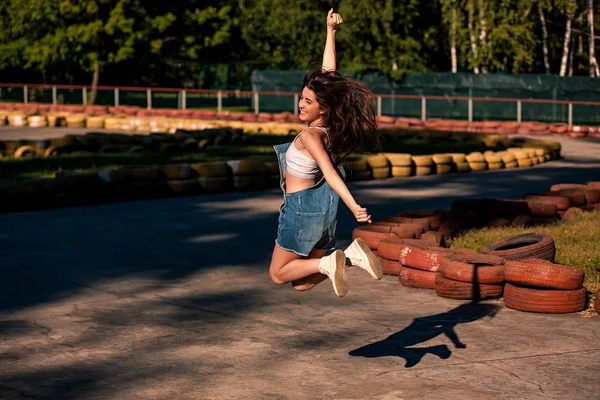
[{"left": 252, "top": 71, "right": 600, "bottom": 124}]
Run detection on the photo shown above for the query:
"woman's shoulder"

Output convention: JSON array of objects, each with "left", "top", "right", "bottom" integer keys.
[{"left": 300, "top": 126, "right": 328, "bottom": 141}]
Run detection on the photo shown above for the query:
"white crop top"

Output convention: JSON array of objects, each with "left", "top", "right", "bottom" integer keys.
[{"left": 285, "top": 126, "right": 329, "bottom": 180}]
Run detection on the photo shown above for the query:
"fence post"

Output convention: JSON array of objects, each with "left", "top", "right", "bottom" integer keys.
[
  {"left": 254, "top": 91, "right": 259, "bottom": 115},
  {"left": 147, "top": 89, "right": 152, "bottom": 110},
  {"left": 568, "top": 103, "right": 573, "bottom": 127},
  {"left": 182, "top": 90, "right": 186, "bottom": 110},
  {"left": 217, "top": 90, "right": 222, "bottom": 112},
  {"left": 377, "top": 96, "right": 382, "bottom": 117},
  {"left": 52, "top": 86, "right": 57, "bottom": 105},
  {"left": 114, "top": 88, "right": 119, "bottom": 107},
  {"left": 517, "top": 100, "right": 522, "bottom": 123},
  {"left": 421, "top": 96, "right": 426, "bottom": 121},
  {"left": 82, "top": 87, "right": 87, "bottom": 105},
  {"left": 468, "top": 98, "right": 473, "bottom": 122},
  {"left": 23, "top": 86, "right": 28, "bottom": 104},
  {"left": 294, "top": 93, "right": 299, "bottom": 115}
]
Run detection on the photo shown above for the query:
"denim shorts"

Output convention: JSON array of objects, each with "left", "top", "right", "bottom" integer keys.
[
  {"left": 276, "top": 185, "right": 339, "bottom": 256},
  {"left": 273, "top": 142, "right": 344, "bottom": 257}
]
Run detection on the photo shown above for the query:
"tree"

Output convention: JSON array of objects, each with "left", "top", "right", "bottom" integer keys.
[
  {"left": 337, "top": 0, "right": 426, "bottom": 79},
  {"left": 558, "top": 0, "right": 577, "bottom": 76},
  {"left": 587, "top": 0, "right": 599, "bottom": 76},
  {"left": 240, "top": 0, "right": 329, "bottom": 69},
  {"left": 440, "top": 0, "right": 463, "bottom": 73}
]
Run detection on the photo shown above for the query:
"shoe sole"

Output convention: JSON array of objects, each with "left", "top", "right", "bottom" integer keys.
[
  {"left": 355, "top": 238, "right": 383, "bottom": 279},
  {"left": 331, "top": 250, "right": 348, "bottom": 297}
]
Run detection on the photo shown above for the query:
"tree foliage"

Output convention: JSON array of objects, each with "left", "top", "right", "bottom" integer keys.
[{"left": 1, "top": 0, "right": 599, "bottom": 88}]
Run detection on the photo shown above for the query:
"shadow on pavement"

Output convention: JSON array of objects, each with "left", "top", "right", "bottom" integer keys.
[{"left": 349, "top": 301, "right": 501, "bottom": 367}]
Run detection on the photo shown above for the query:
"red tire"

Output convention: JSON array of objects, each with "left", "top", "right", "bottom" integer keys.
[
  {"left": 398, "top": 244, "right": 452, "bottom": 272},
  {"left": 504, "top": 260, "right": 584, "bottom": 290},
  {"left": 480, "top": 233, "right": 555, "bottom": 261},
  {"left": 504, "top": 284, "right": 587, "bottom": 314},
  {"left": 393, "top": 209, "right": 446, "bottom": 231},
  {"left": 352, "top": 225, "right": 417, "bottom": 250},
  {"left": 434, "top": 274, "right": 504, "bottom": 300},
  {"left": 523, "top": 194, "right": 571, "bottom": 211},
  {"left": 420, "top": 231, "right": 445, "bottom": 247},
  {"left": 543, "top": 189, "right": 586, "bottom": 207},
  {"left": 440, "top": 257, "right": 505, "bottom": 284},
  {"left": 377, "top": 238, "right": 439, "bottom": 260},
  {"left": 382, "top": 258, "right": 401, "bottom": 275},
  {"left": 524, "top": 199, "right": 558, "bottom": 217},
  {"left": 399, "top": 266, "right": 437, "bottom": 289}
]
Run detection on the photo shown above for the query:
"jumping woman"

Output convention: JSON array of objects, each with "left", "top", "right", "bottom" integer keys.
[{"left": 269, "top": 9, "right": 383, "bottom": 297}]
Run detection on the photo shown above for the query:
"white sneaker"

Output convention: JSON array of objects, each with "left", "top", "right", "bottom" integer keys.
[
  {"left": 319, "top": 250, "right": 349, "bottom": 297},
  {"left": 345, "top": 238, "right": 383, "bottom": 280}
]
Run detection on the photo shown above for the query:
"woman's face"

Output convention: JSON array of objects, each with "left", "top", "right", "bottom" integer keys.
[{"left": 298, "top": 87, "right": 323, "bottom": 124}]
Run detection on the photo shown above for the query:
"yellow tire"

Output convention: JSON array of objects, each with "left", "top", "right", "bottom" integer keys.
[
  {"left": 469, "top": 162, "right": 487, "bottom": 171},
  {"left": 415, "top": 166, "right": 433, "bottom": 176},
  {"left": 412, "top": 155, "right": 433, "bottom": 167},
  {"left": 371, "top": 166, "right": 391, "bottom": 179},
  {"left": 435, "top": 164, "right": 452, "bottom": 174},
  {"left": 160, "top": 164, "right": 193, "bottom": 180},
  {"left": 449, "top": 153, "right": 466, "bottom": 163},
  {"left": 455, "top": 162, "right": 471, "bottom": 172},
  {"left": 465, "top": 152, "right": 484, "bottom": 162},
  {"left": 227, "top": 160, "right": 266, "bottom": 175},
  {"left": 517, "top": 159, "right": 533, "bottom": 167},
  {"left": 384, "top": 153, "right": 412, "bottom": 167},
  {"left": 13, "top": 145, "right": 36, "bottom": 158},
  {"left": 366, "top": 153, "right": 389, "bottom": 168},
  {"left": 191, "top": 162, "right": 229, "bottom": 177},
  {"left": 391, "top": 166, "right": 413, "bottom": 177},
  {"left": 432, "top": 154, "right": 452, "bottom": 164}
]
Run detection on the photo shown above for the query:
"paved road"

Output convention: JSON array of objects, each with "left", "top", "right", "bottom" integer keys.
[{"left": 0, "top": 130, "right": 599, "bottom": 399}]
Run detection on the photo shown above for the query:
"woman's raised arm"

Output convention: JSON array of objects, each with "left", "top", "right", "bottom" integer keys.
[{"left": 322, "top": 9, "right": 343, "bottom": 72}]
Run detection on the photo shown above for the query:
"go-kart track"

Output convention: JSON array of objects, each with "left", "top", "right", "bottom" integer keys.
[{"left": 0, "top": 127, "right": 599, "bottom": 399}]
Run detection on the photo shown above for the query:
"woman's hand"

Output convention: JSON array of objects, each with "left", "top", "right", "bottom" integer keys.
[
  {"left": 354, "top": 204, "right": 372, "bottom": 224},
  {"left": 326, "top": 8, "right": 343, "bottom": 31}
]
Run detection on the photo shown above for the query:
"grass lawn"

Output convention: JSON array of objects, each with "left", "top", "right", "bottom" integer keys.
[
  {"left": 449, "top": 212, "right": 600, "bottom": 307},
  {"left": 0, "top": 133, "right": 494, "bottom": 180}
]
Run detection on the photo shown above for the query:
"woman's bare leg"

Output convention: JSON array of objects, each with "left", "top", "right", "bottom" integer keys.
[
  {"left": 291, "top": 249, "right": 328, "bottom": 291},
  {"left": 269, "top": 244, "right": 322, "bottom": 285}
]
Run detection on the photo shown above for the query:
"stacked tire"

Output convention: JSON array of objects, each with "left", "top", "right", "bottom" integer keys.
[
  {"left": 366, "top": 154, "right": 390, "bottom": 179},
  {"left": 435, "top": 253, "right": 506, "bottom": 300},
  {"left": 465, "top": 152, "right": 487, "bottom": 172},
  {"left": 503, "top": 259, "right": 587, "bottom": 314},
  {"left": 344, "top": 156, "right": 371, "bottom": 181},
  {"left": 384, "top": 153, "right": 412, "bottom": 178},
  {"left": 227, "top": 160, "right": 267, "bottom": 191},
  {"left": 398, "top": 244, "right": 455, "bottom": 290},
  {"left": 159, "top": 163, "right": 201, "bottom": 196}
]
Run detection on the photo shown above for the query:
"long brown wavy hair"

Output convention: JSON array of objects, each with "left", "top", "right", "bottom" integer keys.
[{"left": 303, "top": 69, "right": 381, "bottom": 165}]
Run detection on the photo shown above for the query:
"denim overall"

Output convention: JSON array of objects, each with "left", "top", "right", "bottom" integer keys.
[{"left": 273, "top": 141, "right": 346, "bottom": 256}]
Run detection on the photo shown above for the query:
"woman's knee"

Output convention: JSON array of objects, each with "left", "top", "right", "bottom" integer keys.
[{"left": 269, "top": 269, "right": 287, "bottom": 285}]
